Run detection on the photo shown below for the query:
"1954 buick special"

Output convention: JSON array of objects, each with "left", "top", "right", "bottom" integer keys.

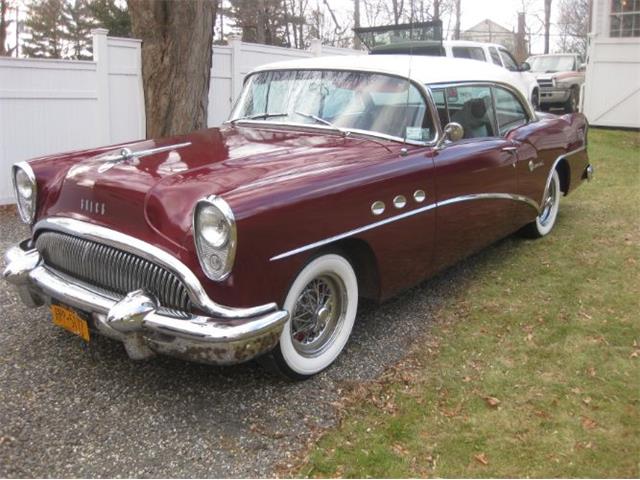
[{"left": 3, "top": 56, "right": 592, "bottom": 379}]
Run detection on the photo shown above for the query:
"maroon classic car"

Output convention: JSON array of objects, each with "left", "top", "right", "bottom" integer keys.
[{"left": 4, "top": 56, "right": 593, "bottom": 379}]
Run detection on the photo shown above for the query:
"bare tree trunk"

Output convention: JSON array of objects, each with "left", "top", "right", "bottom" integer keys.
[
  {"left": 433, "top": 0, "right": 440, "bottom": 21},
  {"left": 129, "top": 0, "right": 217, "bottom": 138},
  {"left": 353, "top": 0, "right": 360, "bottom": 49},
  {"left": 453, "top": 0, "right": 461, "bottom": 39},
  {"left": 0, "top": 0, "right": 12, "bottom": 56},
  {"left": 256, "top": 0, "right": 266, "bottom": 44},
  {"left": 544, "top": 0, "right": 552, "bottom": 53}
]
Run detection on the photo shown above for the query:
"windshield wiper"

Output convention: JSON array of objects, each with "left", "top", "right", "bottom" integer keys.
[
  {"left": 294, "top": 110, "right": 351, "bottom": 137},
  {"left": 229, "top": 112, "right": 289, "bottom": 124}
]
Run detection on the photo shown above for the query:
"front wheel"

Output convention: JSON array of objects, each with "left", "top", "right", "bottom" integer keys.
[
  {"left": 564, "top": 86, "right": 579, "bottom": 113},
  {"left": 521, "top": 169, "right": 561, "bottom": 238},
  {"left": 261, "top": 253, "right": 358, "bottom": 380}
]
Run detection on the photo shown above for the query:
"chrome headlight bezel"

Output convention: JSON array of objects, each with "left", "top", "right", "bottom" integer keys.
[
  {"left": 193, "top": 195, "right": 237, "bottom": 281},
  {"left": 11, "top": 162, "right": 37, "bottom": 224}
]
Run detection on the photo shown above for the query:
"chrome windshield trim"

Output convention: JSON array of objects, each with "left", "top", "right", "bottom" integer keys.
[
  {"left": 226, "top": 121, "right": 433, "bottom": 147},
  {"left": 33, "top": 217, "right": 277, "bottom": 319},
  {"left": 227, "top": 68, "right": 442, "bottom": 147},
  {"left": 270, "top": 192, "right": 540, "bottom": 261}
]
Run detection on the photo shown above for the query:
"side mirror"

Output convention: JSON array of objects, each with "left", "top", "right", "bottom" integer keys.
[
  {"left": 436, "top": 122, "right": 464, "bottom": 149},
  {"left": 519, "top": 62, "right": 531, "bottom": 71},
  {"left": 579, "top": 63, "right": 587, "bottom": 72}
]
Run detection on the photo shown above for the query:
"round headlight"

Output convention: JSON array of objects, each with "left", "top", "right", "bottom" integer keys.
[
  {"left": 199, "top": 205, "right": 230, "bottom": 248},
  {"left": 12, "top": 163, "right": 37, "bottom": 224},
  {"left": 193, "top": 196, "right": 237, "bottom": 281}
]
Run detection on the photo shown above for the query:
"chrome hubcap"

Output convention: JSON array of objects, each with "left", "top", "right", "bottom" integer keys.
[
  {"left": 290, "top": 274, "right": 347, "bottom": 357},
  {"left": 539, "top": 178, "right": 557, "bottom": 226}
]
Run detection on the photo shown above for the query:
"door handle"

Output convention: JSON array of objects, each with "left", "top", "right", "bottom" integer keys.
[{"left": 501, "top": 146, "right": 518, "bottom": 152}]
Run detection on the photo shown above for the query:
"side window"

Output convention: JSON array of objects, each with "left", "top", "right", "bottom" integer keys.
[
  {"left": 452, "top": 46, "right": 487, "bottom": 62},
  {"left": 493, "top": 86, "right": 529, "bottom": 135},
  {"left": 498, "top": 49, "right": 519, "bottom": 71},
  {"left": 489, "top": 47, "right": 502, "bottom": 66},
  {"left": 446, "top": 85, "right": 496, "bottom": 139}
]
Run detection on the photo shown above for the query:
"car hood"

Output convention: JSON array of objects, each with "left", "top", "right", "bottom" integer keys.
[{"left": 44, "top": 125, "right": 396, "bottom": 251}]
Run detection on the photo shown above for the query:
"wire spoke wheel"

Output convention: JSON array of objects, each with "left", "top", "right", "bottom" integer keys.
[{"left": 290, "top": 273, "right": 347, "bottom": 358}]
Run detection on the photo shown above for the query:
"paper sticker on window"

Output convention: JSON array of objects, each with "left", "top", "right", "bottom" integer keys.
[{"left": 406, "top": 127, "right": 428, "bottom": 141}]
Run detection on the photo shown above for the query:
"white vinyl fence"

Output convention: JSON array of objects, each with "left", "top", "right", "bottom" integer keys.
[
  {"left": 0, "top": 30, "right": 359, "bottom": 205},
  {"left": 0, "top": 29, "right": 145, "bottom": 204}
]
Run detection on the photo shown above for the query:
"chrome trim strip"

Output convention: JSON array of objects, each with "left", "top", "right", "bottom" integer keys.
[
  {"left": 33, "top": 217, "right": 276, "bottom": 319},
  {"left": 12, "top": 162, "right": 37, "bottom": 224},
  {"left": 544, "top": 145, "right": 586, "bottom": 203},
  {"left": 100, "top": 142, "right": 191, "bottom": 163},
  {"left": 270, "top": 192, "right": 540, "bottom": 261}
]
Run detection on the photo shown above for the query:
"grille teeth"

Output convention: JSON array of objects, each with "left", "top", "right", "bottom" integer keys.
[{"left": 35, "top": 231, "right": 192, "bottom": 314}]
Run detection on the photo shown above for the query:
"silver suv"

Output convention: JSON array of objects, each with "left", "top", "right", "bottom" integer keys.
[{"left": 526, "top": 54, "right": 585, "bottom": 113}]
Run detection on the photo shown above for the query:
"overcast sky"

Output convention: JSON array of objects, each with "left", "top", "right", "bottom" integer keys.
[{"left": 5, "top": 0, "right": 562, "bottom": 56}]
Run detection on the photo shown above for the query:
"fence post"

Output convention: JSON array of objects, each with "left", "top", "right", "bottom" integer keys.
[
  {"left": 92, "top": 28, "right": 111, "bottom": 144},
  {"left": 310, "top": 38, "right": 322, "bottom": 56},
  {"left": 229, "top": 34, "right": 243, "bottom": 104}
]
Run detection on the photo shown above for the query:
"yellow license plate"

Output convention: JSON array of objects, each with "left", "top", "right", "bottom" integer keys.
[{"left": 51, "top": 304, "right": 90, "bottom": 342}]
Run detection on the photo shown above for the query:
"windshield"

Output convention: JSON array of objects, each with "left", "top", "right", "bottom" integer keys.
[
  {"left": 527, "top": 55, "right": 576, "bottom": 73},
  {"left": 230, "top": 70, "right": 434, "bottom": 142}
]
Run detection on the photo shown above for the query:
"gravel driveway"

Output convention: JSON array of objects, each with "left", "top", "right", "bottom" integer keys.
[{"left": 0, "top": 208, "right": 475, "bottom": 478}]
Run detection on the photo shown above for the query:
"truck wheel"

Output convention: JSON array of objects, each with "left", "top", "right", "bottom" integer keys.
[
  {"left": 260, "top": 253, "right": 358, "bottom": 380},
  {"left": 564, "top": 87, "right": 579, "bottom": 113}
]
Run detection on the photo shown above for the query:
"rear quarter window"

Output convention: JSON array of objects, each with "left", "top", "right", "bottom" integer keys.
[
  {"left": 489, "top": 47, "right": 502, "bottom": 66},
  {"left": 452, "top": 46, "right": 487, "bottom": 62}
]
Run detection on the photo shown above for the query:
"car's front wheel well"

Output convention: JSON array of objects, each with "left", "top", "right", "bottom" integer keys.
[
  {"left": 319, "top": 238, "right": 380, "bottom": 302},
  {"left": 556, "top": 158, "right": 571, "bottom": 195}
]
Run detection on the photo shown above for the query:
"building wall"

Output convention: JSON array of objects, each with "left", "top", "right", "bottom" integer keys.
[{"left": 583, "top": 0, "right": 640, "bottom": 128}]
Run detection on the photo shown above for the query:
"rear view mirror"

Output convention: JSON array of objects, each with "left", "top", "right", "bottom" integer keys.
[{"left": 436, "top": 122, "right": 464, "bottom": 149}]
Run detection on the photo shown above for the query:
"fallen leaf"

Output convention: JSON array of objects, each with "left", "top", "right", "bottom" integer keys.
[
  {"left": 582, "top": 397, "right": 592, "bottom": 406},
  {"left": 463, "top": 376, "right": 472, "bottom": 382},
  {"left": 581, "top": 416, "right": 598, "bottom": 429},
  {"left": 474, "top": 453, "right": 489, "bottom": 465},
  {"left": 484, "top": 396, "right": 501, "bottom": 408},
  {"left": 392, "top": 443, "right": 409, "bottom": 456},
  {"left": 587, "top": 367, "right": 597, "bottom": 377},
  {"left": 571, "top": 387, "right": 582, "bottom": 394}
]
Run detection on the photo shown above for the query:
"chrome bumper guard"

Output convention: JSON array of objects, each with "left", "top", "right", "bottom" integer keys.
[{"left": 3, "top": 242, "right": 288, "bottom": 365}]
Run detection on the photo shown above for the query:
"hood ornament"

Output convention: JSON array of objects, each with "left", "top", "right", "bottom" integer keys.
[{"left": 98, "top": 142, "right": 191, "bottom": 173}]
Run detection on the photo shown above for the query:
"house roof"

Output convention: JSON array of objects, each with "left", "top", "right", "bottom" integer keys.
[{"left": 463, "top": 19, "right": 513, "bottom": 35}]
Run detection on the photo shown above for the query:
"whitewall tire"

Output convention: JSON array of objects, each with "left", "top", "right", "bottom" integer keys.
[
  {"left": 523, "top": 169, "right": 561, "bottom": 238},
  {"left": 263, "top": 253, "right": 358, "bottom": 380}
]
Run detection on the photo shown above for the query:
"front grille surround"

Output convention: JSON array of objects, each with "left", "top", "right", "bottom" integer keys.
[
  {"left": 537, "top": 78, "right": 554, "bottom": 88},
  {"left": 35, "top": 231, "right": 192, "bottom": 314}
]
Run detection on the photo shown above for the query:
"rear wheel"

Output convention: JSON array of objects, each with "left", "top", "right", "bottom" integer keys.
[
  {"left": 260, "top": 253, "right": 358, "bottom": 380},
  {"left": 521, "top": 169, "right": 561, "bottom": 238}
]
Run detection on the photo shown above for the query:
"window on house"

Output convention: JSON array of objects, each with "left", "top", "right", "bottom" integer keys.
[{"left": 610, "top": 0, "right": 640, "bottom": 37}]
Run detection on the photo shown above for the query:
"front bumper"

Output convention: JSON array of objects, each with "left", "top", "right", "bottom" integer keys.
[
  {"left": 539, "top": 88, "right": 571, "bottom": 104},
  {"left": 3, "top": 242, "right": 288, "bottom": 365}
]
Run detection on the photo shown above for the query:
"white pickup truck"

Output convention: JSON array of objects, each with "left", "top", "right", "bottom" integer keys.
[{"left": 526, "top": 54, "right": 585, "bottom": 113}]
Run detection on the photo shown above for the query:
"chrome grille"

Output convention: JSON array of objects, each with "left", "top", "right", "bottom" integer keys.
[
  {"left": 35, "top": 231, "right": 191, "bottom": 313},
  {"left": 537, "top": 78, "right": 554, "bottom": 88}
]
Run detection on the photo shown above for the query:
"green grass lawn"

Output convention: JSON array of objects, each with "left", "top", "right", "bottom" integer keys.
[{"left": 294, "top": 129, "right": 640, "bottom": 478}]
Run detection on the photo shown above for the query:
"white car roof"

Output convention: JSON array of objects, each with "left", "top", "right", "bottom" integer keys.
[
  {"left": 250, "top": 55, "right": 518, "bottom": 88},
  {"left": 443, "top": 40, "right": 504, "bottom": 50}
]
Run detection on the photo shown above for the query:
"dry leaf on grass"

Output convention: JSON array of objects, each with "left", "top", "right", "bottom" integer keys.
[
  {"left": 474, "top": 452, "right": 489, "bottom": 465},
  {"left": 581, "top": 416, "right": 598, "bottom": 429},
  {"left": 484, "top": 396, "right": 501, "bottom": 408}
]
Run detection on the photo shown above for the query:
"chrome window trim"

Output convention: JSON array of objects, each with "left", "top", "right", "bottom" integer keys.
[
  {"left": 12, "top": 162, "right": 37, "bottom": 224},
  {"left": 33, "top": 217, "right": 277, "bottom": 319},
  {"left": 270, "top": 192, "right": 540, "bottom": 261},
  {"left": 226, "top": 68, "right": 443, "bottom": 147}
]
